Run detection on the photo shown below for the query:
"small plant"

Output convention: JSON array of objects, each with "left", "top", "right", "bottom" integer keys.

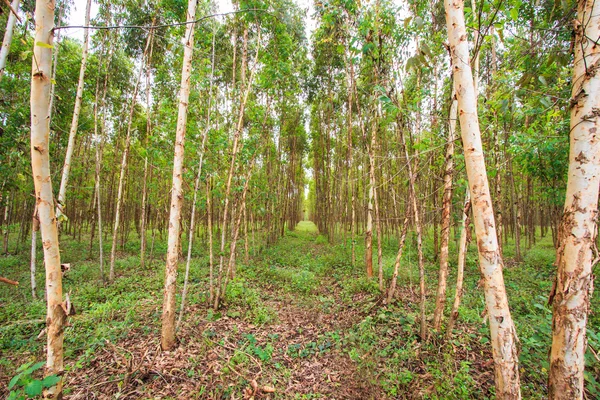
[{"left": 8, "top": 361, "right": 61, "bottom": 400}]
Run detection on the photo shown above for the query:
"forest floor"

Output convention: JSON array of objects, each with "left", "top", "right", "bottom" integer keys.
[{"left": 1, "top": 221, "right": 599, "bottom": 399}]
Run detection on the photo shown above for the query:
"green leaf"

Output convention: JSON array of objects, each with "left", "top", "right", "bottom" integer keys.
[
  {"left": 35, "top": 41, "right": 53, "bottom": 49},
  {"left": 510, "top": 8, "right": 518, "bottom": 21},
  {"left": 25, "top": 361, "right": 46, "bottom": 375},
  {"left": 42, "top": 375, "right": 61, "bottom": 388},
  {"left": 16, "top": 362, "right": 33, "bottom": 373},
  {"left": 8, "top": 373, "right": 22, "bottom": 389},
  {"left": 25, "top": 380, "right": 43, "bottom": 397}
]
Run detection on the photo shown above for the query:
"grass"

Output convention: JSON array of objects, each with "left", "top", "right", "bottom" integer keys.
[{"left": 0, "top": 221, "right": 598, "bottom": 398}]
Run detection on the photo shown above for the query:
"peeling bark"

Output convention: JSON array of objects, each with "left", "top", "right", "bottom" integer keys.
[
  {"left": 30, "top": 0, "right": 64, "bottom": 397},
  {"left": 443, "top": 0, "right": 521, "bottom": 397},
  {"left": 549, "top": 1, "right": 600, "bottom": 397}
]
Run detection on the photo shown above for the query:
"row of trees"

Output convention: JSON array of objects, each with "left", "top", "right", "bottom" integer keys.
[
  {"left": 0, "top": 0, "right": 597, "bottom": 398},
  {"left": 306, "top": 0, "right": 595, "bottom": 398},
  {"left": 3, "top": 0, "right": 308, "bottom": 397}
]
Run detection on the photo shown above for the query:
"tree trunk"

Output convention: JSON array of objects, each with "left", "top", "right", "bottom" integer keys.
[
  {"left": 176, "top": 25, "right": 213, "bottom": 329},
  {"left": 30, "top": 0, "right": 65, "bottom": 396},
  {"left": 108, "top": 32, "right": 151, "bottom": 282},
  {"left": 56, "top": 0, "right": 92, "bottom": 217},
  {"left": 400, "top": 127, "right": 426, "bottom": 341},
  {"left": 444, "top": 0, "right": 521, "bottom": 396},
  {"left": 386, "top": 213, "right": 409, "bottom": 304},
  {"left": 207, "top": 178, "right": 214, "bottom": 305},
  {"left": 548, "top": 2, "right": 600, "bottom": 397},
  {"left": 161, "top": 0, "right": 197, "bottom": 351},
  {"left": 0, "top": 0, "right": 20, "bottom": 81},
  {"left": 139, "top": 26, "right": 155, "bottom": 269},
  {"left": 446, "top": 189, "right": 471, "bottom": 339},
  {"left": 433, "top": 89, "right": 457, "bottom": 331},
  {"left": 365, "top": 113, "right": 375, "bottom": 279},
  {"left": 213, "top": 30, "right": 260, "bottom": 310}
]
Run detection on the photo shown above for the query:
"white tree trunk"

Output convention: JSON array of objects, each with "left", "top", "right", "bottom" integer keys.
[
  {"left": 30, "top": 0, "right": 64, "bottom": 397},
  {"left": 444, "top": 0, "right": 521, "bottom": 397},
  {"left": 549, "top": 1, "right": 600, "bottom": 397},
  {"left": 56, "top": 0, "right": 92, "bottom": 216},
  {"left": 0, "top": 0, "right": 20, "bottom": 81},
  {"left": 161, "top": 0, "right": 197, "bottom": 351}
]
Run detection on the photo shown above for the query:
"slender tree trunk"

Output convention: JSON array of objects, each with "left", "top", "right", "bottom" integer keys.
[
  {"left": 139, "top": 26, "right": 155, "bottom": 269},
  {"left": 549, "top": 2, "right": 600, "bottom": 397},
  {"left": 446, "top": 189, "right": 471, "bottom": 339},
  {"left": 0, "top": 0, "right": 20, "bottom": 81},
  {"left": 94, "top": 84, "right": 105, "bottom": 282},
  {"left": 108, "top": 33, "right": 151, "bottom": 282},
  {"left": 433, "top": 90, "right": 457, "bottom": 331},
  {"left": 56, "top": 0, "right": 92, "bottom": 217},
  {"left": 444, "top": 0, "right": 521, "bottom": 396},
  {"left": 161, "top": 0, "right": 197, "bottom": 351},
  {"left": 365, "top": 111, "right": 376, "bottom": 279},
  {"left": 400, "top": 127, "right": 426, "bottom": 341},
  {"left": 214, "top": 31, "right": 260, "bottom": 309},
  {"left": 2, "top": 193, "right": 10, "bottom": 254},
  {"left": 207, "top": 178, "right": 214, "bottom": 305},
  {"left": 176, "top": 25, "right": 214, "bottom": 329},
  {"left": 30, "top": 0, "right": 64, "bottom": 396},
  {"left": 386, "top": 213, "right": 409, "bottom": 304}
]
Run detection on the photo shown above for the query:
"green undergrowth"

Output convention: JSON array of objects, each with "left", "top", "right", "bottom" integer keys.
[{"left": 0, "top": 223, "right": 598, "bottom": 398}]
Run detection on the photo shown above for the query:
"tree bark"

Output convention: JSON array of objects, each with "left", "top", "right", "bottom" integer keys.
[
  {"left": 446, "top": 189, "right": 471, "bottom": 339},
  {"left": 444, "top": 0, "right": 521, "bottom": 397},
  {"left": 30, "top": 0, "right": 65, "bottom": 396},
  {"left": 139, "top": 26, "right": 155, "bottom": 269},
  {"left": 161, "top": 0, "right": 197, "bottom": 351},
  {"left": 433, "top": 89, "right": 457, "bottom": 331},
  {"left": 0, "top": 0, "right": 20, "bottom": 81},
  {"left": 400, "top": 126, "right": 426, "bottom": 341},
  {"left": 549, "top": 2, "right": 600, "bottom": 397},
  {"left": 177, "top": 25, "right": 214, "bottom": 328}
]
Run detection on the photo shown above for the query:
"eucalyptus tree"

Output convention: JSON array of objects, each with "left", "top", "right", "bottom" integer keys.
[
  {"left": 0, "top": 0, "right": 20, "bottom": 81},
  {"left": 444, "top": 0, "right": 520, "bottom": 396},
  {"left": 30, "top": 0, "right": 65, "bottom": 397},
  {"left": 161, "top": 0, "right": 198, "bottom": 350},
  {"left": 549, "top": 1, "right": 600, "bottom": 397},
  {"left": 56, "top": 0, "right": 92, "bottom": 219}
]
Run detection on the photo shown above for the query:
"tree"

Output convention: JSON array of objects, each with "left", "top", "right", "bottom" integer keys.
[
  {"left": 548, "top": 1, "right": 600, "bottom": 397},
  {"left": 56, "top": 0, "right": 92, "bottom": 217},
  {"left": 161, "top": 0, "right": 197, "bottom": 351},
  {"left": 30, "top": 0, "right": 64, "bottom": 397},
  {"left": 443, "top": 0, "right": 521, "bottom": 396},
  {"left": 0, "top": 0, "right": 20, "bottom": 81}
]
